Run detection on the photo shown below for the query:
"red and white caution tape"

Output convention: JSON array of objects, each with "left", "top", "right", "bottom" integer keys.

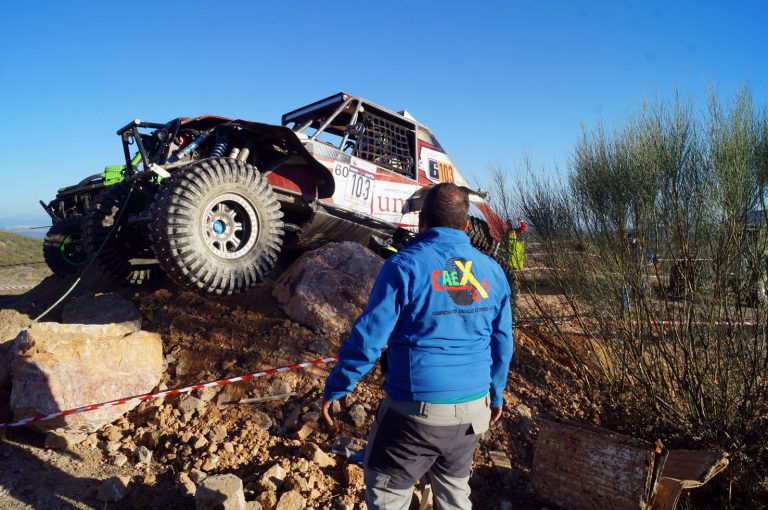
[
  {"left": 516, "top": 315, "right": 580, "bottom": 326},
  {"left": 2, "top": 313, "right": 762, "bottom": 429},
  {"left": 0, "top": 284, "right": 36, "bottom": 292},
  {"left": 0, "top": 355, "right": 338, "bottom": 429},
  {"left": 516, "top": 316, "right": 763, "bottom": 328},
  {"left": 648, "top": 319, "right": 762, "bottom": 327}
]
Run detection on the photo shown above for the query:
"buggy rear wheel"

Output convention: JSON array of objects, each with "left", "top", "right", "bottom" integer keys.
[
  {"left": 43, "top": 216, "right": 88, "bottom": 276},
  {"left": 151, "top": 158, "right": 284, "bottom": 295},
  {"left": 83, "top": 182, "right": 159, "bottom": 285}
]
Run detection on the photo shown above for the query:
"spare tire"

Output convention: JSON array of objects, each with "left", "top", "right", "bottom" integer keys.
[
  {"left": 84, "top": 182, "right": 159, "bottom": 285},
  {"left": 151, "top": 158, "right": 284, "bottom": 295},
  {"left": 43, "top": 216, "right": 88, "bottom": 276}
]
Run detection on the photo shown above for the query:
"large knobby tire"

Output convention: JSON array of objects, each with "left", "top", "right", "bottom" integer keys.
[
  {"left": 467, "top": 216, "right": 518, "bottom": 310},
  {"left": 43, "top": 216, "right": 88, "bottom": 276},
  {"left": 84, "top": 182, "right": 159, "bottom": 285},
  {"left": 151, "top": 158, "right": 284, "bottom": 295},
  {"left": 467, "top": 216, "right": 493, "bottom": 253}
]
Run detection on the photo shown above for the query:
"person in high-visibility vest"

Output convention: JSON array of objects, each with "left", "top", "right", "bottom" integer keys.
[{"left": 505, "top": 218, "right": 527, "bottom": 270}]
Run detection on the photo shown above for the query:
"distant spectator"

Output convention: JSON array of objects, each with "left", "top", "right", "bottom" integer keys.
[{"left": 505, "top": 218, "right": 526, "bottom": 270}]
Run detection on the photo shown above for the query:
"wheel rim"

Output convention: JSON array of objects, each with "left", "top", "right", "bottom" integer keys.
[
  {"left": 201, "top": 193, "right": 258, "bottom": 259},
  {"left": 60, "top": 233, "right": 88, "bottom": 266}
]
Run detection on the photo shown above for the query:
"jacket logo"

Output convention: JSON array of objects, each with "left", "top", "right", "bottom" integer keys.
[{"left": 431, "top": 258, "right": 491, "bottom": 305}]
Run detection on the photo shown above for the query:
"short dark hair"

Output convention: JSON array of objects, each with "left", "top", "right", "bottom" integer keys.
[{"left": 420, "top": 183, "right": 469, "bottom": 230}]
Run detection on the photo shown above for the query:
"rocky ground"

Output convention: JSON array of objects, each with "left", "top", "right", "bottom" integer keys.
[{"left": 0, "top": 251, "right": 593, "bottom": 510}]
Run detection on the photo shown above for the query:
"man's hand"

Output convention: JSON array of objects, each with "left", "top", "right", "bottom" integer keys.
[
  {"left": 490, "top": 407, "right": 503, "bottom": 427},
  {"left": 322, "top": 399, "right": 336, "bottom": 429}
]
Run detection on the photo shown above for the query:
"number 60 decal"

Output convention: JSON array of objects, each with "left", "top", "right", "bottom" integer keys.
[
  {"left": 334, "top": 163, "right": 350, "bottom": 178},
  {"left": 335, "top": 164, "right": 371, "bottom": 200}
]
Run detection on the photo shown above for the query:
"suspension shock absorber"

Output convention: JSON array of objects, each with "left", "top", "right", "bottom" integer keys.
[{"left": 209, "top": 135, "right": 229, "bottom": 158}]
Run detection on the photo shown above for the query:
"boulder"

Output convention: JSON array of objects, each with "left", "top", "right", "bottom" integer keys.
[
  {"left": 272, "top": 242, "right": 383, "bottom": 333},
  {"left": 0, "top": 309, "right": 31, "bottom": 388},
  {"left": 10, "top": 321, "right": 163, "bottom": 433},
  {"left": 196, "top": 474, "right": 246, "bottom": 510},
  {"left": 97, "top": 476, "right": 131, "bottom": 502},
  {"left": 61, "top": 292, "right": 142, "bottom": 331}
]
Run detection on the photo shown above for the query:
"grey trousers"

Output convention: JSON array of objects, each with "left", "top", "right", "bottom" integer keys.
[{"left": 363, "top": 394, "right": 491, "bottom": 510}]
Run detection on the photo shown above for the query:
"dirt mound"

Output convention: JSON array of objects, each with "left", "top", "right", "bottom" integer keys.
[{"left": 0, "top": 272, "right": 595, "bottom": 509}]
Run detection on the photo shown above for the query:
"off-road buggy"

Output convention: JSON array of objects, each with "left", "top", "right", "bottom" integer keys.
[{"left": 41, "top": 93, "right": 507, "bottom": 295}]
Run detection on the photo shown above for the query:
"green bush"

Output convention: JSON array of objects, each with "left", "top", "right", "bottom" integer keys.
[{"left": 513, "top": 88, "right": 768, "bottom": 508}]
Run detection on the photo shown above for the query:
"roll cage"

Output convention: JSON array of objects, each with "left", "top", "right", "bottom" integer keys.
[{"left": 282, "top": 93, "right": 418, "bottom": 179}]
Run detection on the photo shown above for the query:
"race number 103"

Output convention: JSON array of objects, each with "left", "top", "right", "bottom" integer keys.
[{"left": 335, "top": 163, "right": 372, "bottom": 201}]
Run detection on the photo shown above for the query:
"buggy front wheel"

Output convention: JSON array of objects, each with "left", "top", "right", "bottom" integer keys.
[{"left": 151, "top": 158, "right": 284, "bottom": 295}]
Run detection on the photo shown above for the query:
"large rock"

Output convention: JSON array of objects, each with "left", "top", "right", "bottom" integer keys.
[
  {"left": 97, "top": 476, "right": 132, "bottom": 502},
  {"left": 0, "top": 309, "right": 31, "bottom": 388},
  {"left": 275, "top": 491, "right": 305, "bottom": 510},
  {"left": 10, "top": 321, "right": 163, "bottom": 433},
  {"left": 196, "top": 474, "right": 247, "bottom": 510},
  {"left": 272, "top": 242, "right": 383, "bottom": 333},
  {"left": 62, "top": 292, "right": 142, "bottom": 331},
  {"left": 257, "top": 463, "right": 286, "bottom": 492}
]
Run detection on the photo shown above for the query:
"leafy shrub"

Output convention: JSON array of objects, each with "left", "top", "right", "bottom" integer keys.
[{"left": 504, "top": 88, "right": 768, "bottom": 508}]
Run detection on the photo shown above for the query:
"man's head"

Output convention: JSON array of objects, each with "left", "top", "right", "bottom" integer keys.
[{"left": 419, "top": 183, "right": 470, "bottom": 232}]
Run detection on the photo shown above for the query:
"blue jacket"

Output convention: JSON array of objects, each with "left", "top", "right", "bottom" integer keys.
[{"left": 323, "top": 227, "right": 514, "bottom": 408}]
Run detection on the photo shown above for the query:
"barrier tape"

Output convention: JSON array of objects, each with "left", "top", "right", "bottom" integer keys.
[
  {"left": 1, "top": 313, "right": 763, "bottom": 429},
  {"left": 0, "top": 261, "right": 45, "bottom": 268},
  {"left": 0, "top": 355, "right": 338, "bottom": 429},
  {"left": 655, "top": 258, "right": 713, "bottom": 262},
  {"left": 516, "top": 315, "right": 763, "bottom": 328},
  {"left": 0, "top": 284, "right": 36, "bottom": 292}
]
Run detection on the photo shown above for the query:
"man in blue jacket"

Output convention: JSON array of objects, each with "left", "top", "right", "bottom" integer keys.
[{"left": 322, "top": 183, "right": 514, "bottom": 510}]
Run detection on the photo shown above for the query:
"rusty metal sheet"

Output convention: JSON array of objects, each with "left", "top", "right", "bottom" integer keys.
[
  {"left": 658, "top": 450, "right": 729, "bottom": 488},
  {"left": 533, "top": 420, "right": 660, "bottom": 510},
  {"left": 651, "top": 478, "right": 685, "bottom": 510},
  {"left": 533, "top": 420, "right": 729, "bottom": 510},
  {"left": 650, "top": 450, "right": 729, "bottom": 510}
]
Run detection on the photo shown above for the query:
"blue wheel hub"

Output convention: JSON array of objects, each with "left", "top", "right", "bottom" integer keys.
[{"left": 212, "top": 219, "right": 225, "bottom": 234}]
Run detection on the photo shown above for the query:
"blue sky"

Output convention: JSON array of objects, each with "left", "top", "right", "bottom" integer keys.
[{"left": 0, "top": 0, "right": 765, "bottom": 225}]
